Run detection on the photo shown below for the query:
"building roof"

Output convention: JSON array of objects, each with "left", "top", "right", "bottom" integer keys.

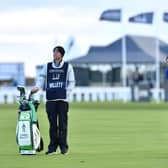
[{"left": 70, "top": 35, "right": 168, "bottom": 65}]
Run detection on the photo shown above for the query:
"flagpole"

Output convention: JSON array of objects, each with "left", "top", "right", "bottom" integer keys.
[
  {"left": 121, "top": 9, "right": 127, "bottom": 103},
  {"left": 155, "top": 37, "right": 160, "bottom": 103},
  {"left": 155, "top": 12, "right": 160, "bottom": 103},
  {"left": 121, "top": 9, "right": 127, "bottom": 88},
  {"left": 99, "top": 9, "right": 127, "bottom": 90},
  {"left": 155, "top": 11, "right": 160, "bottom": 103},
  {"left": 122, "top": 35, "right": 127, "bottom": 87}
]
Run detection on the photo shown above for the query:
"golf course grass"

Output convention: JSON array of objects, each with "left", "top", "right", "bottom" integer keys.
[{"left": 0, "top": 102, "right": 168, "bottom": 168}]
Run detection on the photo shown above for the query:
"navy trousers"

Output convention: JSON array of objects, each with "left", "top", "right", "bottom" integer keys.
[{"left": 46, "top": 101, "right": 69, "bottom": 152}]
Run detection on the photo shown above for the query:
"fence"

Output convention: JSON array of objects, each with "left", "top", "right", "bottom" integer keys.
[{"left": 0, "top": 86, "right": 165, "bottom": 104}]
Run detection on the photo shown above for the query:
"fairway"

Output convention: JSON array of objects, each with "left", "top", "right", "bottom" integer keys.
[{"left": 0, "top": 102, "right": 168, "bottom": 168}]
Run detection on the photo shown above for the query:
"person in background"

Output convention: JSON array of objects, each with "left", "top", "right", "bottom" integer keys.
[{"left": 164, "top": 56, "right": 168, "bottom": 101}]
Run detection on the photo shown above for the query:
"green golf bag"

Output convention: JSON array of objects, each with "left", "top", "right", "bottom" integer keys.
[{"left": 16, "top": 86, "right": 43, "bottom": 155}]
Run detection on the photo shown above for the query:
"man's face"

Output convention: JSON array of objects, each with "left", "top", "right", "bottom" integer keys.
[{"left": 53, "top": 50, "right": 62, "bottom": 62}]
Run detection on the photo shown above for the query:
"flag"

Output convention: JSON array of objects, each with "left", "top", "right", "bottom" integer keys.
[
  {"left": 99, "top": 9, "right": 121, "bottom": 22},
  {"left": 65, "top": 36, "right": 75, "bottom": 54},
  {"left": 129, "top": 12, "right": 154, "bottom": 24},
  {"left": 163, "top": 12, "right": 168, "bottom": 22},
  {"left": 68, "top": 38, "right": 74, "bottom": 52}
]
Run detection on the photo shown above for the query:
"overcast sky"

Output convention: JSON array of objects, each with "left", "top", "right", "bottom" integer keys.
[{"left": 1, "top": 0, "right": 168, "bottom": 77}]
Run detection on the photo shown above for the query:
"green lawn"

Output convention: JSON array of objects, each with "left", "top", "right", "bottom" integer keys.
[{"left": 0, "top": 102, "right": 168, "bottom": 168}]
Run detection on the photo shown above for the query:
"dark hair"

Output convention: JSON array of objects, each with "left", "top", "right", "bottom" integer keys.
[{"left": 53, "top": 46, "right": 65, "bottom": 56}]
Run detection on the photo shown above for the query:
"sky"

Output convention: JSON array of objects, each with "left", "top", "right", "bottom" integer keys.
[{"left": 1, "top": 0, "right": 168, "bottom": 77}]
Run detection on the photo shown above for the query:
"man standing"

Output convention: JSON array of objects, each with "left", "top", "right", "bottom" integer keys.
[{"left": 31, "top": 46, "right": 75, "bottom": 155}]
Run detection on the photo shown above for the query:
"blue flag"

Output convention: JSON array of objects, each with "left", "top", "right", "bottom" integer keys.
[
  {"left": 163, "top": 12, "right": 168, "bottom": 22},
  {"left": 129, "top": 12, "right": 154, "bottom": 24},
  {"left": 99, "top": 9, "right": 121, "bottom": 22}
]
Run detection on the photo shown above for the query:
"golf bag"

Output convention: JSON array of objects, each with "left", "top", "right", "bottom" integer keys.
[{"left": 16, "top": 86, "right": 43, "bottom": 155}]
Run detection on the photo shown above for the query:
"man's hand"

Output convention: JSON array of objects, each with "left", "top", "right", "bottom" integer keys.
[{"left": 31, "top": 87, "right": 39, "bottom": 94}]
